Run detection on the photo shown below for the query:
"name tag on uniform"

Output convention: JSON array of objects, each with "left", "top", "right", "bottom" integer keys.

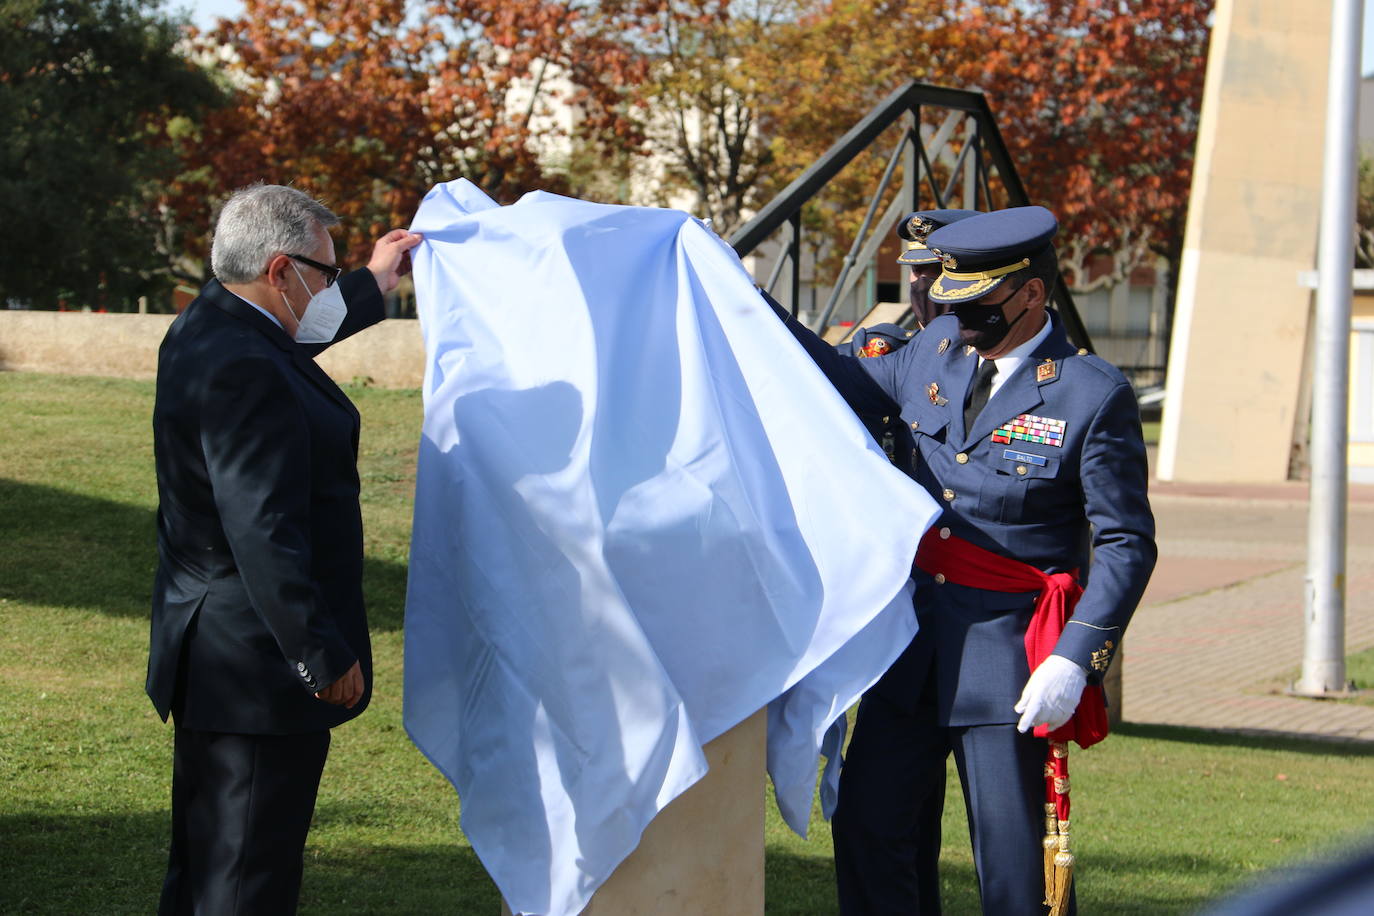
[{"left": 1002, "top": 449, "right": 1047, "bottom": 466}]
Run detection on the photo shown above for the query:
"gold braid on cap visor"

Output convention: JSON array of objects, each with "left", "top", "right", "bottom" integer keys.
[
  {"left": 897, "top": 240, "right": 941, "bottom": 264},
  {"left": 930, "top": 257, "right": 1031, "bottom": 301}
]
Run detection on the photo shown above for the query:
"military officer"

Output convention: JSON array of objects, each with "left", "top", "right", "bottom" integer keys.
[
  {"left": 813, "top": 209, "right": 981, "bottom": 471},
  {"left": 769, "top": 206, "right": 1156, "bottom": 914},
  {"left": 895, "top": 207, "right": 982, "bottom": 329}
]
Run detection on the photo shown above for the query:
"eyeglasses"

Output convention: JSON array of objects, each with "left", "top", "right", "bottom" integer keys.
[{"left": 286, "top": 253, "right": 342, "bottom": 288}]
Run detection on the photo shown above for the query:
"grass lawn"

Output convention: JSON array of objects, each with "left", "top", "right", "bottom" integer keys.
[
  {"left": 3, "top": 371, "right": 1373, "bottom": 914},
  {"left": 1274, "top": 645, "right": 1374, "bottom": 706},
  {"left": 1348, "top": 644, "right": 1374, "bottom": 691}
]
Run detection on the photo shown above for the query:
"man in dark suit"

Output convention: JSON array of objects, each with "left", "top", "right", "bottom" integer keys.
[
  {"left": 147, "top": 183, "right": 421, "bottom": 914},
  {"left": 770, "top": 207, "right": 1155, "bottom": 914}
]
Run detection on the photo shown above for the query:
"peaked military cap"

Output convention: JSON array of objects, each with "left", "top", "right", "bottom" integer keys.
[
  {"left": 895, "top": 208, "right": 982, "bottom": 266},
  {"left": 927, "top": 205, "right": 1058, "bottom": 302}
]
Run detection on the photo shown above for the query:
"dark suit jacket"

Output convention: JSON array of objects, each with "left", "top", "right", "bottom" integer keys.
[
  {"left": 147, "top": 273, "right": 384, "bottom": 734},
  {"left": 838, "top": 325, "right": 917, "bottom": 472}
]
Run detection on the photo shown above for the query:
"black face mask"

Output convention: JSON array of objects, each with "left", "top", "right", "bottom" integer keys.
[
  {"left": 953, "top": 288, "right": 1028, "bottom": 351},
  {"left": 909, "top": 271, "right": 946, "bottom": 328}
]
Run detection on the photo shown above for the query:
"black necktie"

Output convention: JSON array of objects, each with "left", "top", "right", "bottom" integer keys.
[{"left": 964, "top": 358, "right": 998, "bottom": 432}]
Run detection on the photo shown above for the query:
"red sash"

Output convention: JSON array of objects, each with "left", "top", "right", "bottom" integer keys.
[{"left": 913, "top": 526, "right": 1108, "bottom": 749}]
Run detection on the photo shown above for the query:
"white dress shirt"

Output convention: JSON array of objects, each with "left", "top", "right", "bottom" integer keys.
[
  {"left": 982, "top": 310, "right": 1054, "bottom": 396},
  {"left": 227, "top": 289, "right": 284, "bottom": 331}
]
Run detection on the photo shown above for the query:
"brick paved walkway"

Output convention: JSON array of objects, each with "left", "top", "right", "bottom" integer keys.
[{"left": 1122, "top": 478, "right": 1374, "bottom": 741}]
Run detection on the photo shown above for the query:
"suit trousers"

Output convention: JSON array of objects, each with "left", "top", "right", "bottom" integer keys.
[
  {"left": 832, "top": 686, "right": 1074, "bottom": 916},
  {"left": 159, "top": 725, "right": 331, "bottom": 915}
]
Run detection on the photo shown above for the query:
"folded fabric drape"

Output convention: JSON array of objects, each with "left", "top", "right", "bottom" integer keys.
[{"left": 403, "top": 179, "right": 939, "bottom": 916}]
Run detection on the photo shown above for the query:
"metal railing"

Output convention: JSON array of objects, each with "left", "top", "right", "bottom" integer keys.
[{"left": 728, "top": 80, "right": 1093, "bottom": 351}]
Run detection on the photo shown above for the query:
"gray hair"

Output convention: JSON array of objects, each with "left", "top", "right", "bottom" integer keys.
[{"left": 210, "top": 183, "right": 340, "bottom": 283}]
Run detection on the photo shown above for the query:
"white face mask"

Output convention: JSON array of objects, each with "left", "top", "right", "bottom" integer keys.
[{"left": 283, "top": 262, "right": 347, "bottom": 344}]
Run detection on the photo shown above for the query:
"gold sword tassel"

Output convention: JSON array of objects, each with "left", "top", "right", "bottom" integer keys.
[{"left": 1046, "top": 740, "right": 1074, "bottom": 916}]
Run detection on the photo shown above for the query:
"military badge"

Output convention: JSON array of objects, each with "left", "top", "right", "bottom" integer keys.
[
  {"left": 990, "top": 413, "right": 1066, "bottom": 447},
  {"left": 1036, "top": 359, "right": 1057, "bottom": 382},
  {"left": 964, "top": 345, "right": 976, "bottom": 356},
  {"left": 937, "top": 338, "right": 950, "bottom": 355},
  {"left": 859, "top": 338, "right": 892, "bottom": 358},
  {"left": 907, "top": 214, "right": 935, "bottom": 241},
  {"left": 927, "top": 382, "right": 948, "bottom": 407}
]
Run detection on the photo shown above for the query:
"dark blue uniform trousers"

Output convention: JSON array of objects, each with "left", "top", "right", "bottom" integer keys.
[
  {"left": 159, "top": 726, "right": 331, "bottom": 915},
  {"left": 832, "top": 683, "right": 1075, "bottom": 915}
]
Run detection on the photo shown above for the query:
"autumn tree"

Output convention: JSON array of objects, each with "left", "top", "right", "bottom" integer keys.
[
  {"left": 164, "top": 0, "right": 1210, "bottom": 302},
  {"left": 562, "top": 0, "right": 1005, "bottom": 272},
  {"left": 756, "top": 0, "right": 1210, "bottom": 289},
  {"left": 167, "top": 0, "right": 651, "bottom": 277},
  {"left": 0, "top": 0, "right": 223, "bottom": 308},
  {"left": 950, "top": 0, "right": 1213, "bottom": 291},
  {"left": 600, "top": 0, "right": 1210, "bottom": 293},
  {"left": 571, "top": 0, "right": 815, "bottom": 235},
  {"left": 753, "top": 0, "right": 997, "bottom": 273}
]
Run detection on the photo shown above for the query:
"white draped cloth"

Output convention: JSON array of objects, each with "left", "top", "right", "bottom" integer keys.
[{"left": 403, "top": 179, "right": 939, "bottom": 916}]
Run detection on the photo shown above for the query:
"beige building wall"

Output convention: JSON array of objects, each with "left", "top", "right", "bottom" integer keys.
[
  {"left": 1350, "top": 291, "right": 1374, "bottom": 480},
  {"left": 1157, "top": 0, "right": 1332, "bottom": 483},
  {"left": 0, "top": 311, "right": 426, "bottom": 389}
]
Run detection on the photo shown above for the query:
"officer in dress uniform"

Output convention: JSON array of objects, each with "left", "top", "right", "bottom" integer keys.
[
  {"left": 769, "top": 206, "right": 1156, "bottom": 915},
  {"left": 825, "top": 209, "right": 981, "bottom": 470},
  {"left": 895, "top": 208, "right": 982, "bottom": 329}
]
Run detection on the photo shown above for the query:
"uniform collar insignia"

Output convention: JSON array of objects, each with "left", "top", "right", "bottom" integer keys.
[{"left": 859, "top": 338, "right": 892, "bottom": 358}]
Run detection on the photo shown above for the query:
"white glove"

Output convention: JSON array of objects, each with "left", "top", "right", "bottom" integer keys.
[{"left": 1014, "top": 654, "right": 1088, "bottom": 733}]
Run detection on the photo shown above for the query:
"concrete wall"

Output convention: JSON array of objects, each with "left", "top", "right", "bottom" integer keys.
[
  {"left": 0, "top": 311, "right": 426, "bottom": 389},
  {"left": 1157, "top": 0, "right": 1332, "bottom": 483}
]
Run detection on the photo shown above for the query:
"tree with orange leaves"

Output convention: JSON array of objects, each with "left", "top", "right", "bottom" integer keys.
[
  {"left": 950, "top": 0, "right": 1213, "bottom": 291},
  {"left": 165, "top": 0, "right": 651, "bottom": 281},
  {"left": 754, "top": 0, "right": 995, "bottom": 272},
  {"left": 160, "top": 0, "right": 1210, "bottom": 302},
  {"left": 596, "top": 0, "right": 1210, "bottom": 292}
]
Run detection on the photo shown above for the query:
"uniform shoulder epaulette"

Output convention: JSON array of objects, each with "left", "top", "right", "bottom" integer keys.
[{"left": 1063, "top": 347, "right": 1129, "bottom": 385}]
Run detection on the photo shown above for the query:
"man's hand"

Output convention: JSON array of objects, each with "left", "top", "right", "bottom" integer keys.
[
  {"left": 366, "top": 229, "right": 424, "bottom": 295},
  {"left": 315, "top": 660, "right": 364, "bottom": 708},
  {"left": 1014, "top": 654, "right": 1087, "bottom": 733}
]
